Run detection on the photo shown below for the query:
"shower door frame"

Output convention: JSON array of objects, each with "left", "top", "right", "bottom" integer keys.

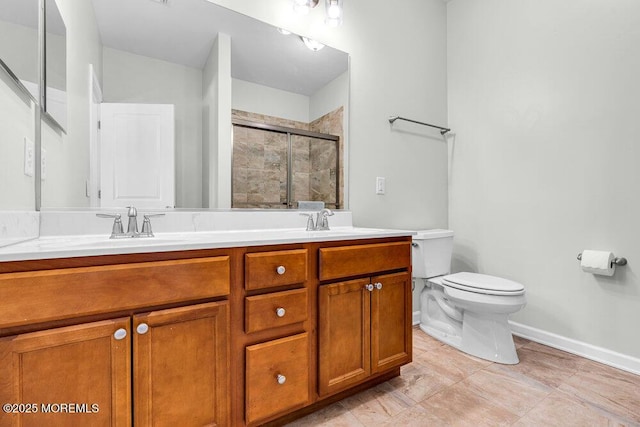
[{"left": 231, "top": 118, "right": 340, "bottom": 209}]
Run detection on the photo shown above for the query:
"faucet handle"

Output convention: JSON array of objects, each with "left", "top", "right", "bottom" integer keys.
[
  {"left": 299, "top": 213, "right": 316, "bottom": 231},
  {"left": 140, "top": 213, "right": 165, "bottom": 237},
  {"left": 96, "top": 213, "right": 124, "bottom": 238}
]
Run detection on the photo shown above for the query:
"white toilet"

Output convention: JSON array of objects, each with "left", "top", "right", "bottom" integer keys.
[{"left": 412, "top": 229, "right": 526, "bottom": 364}]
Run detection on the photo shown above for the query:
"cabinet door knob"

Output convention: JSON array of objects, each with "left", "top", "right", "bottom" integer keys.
[
  {"left": 113, "top": 328, "right": 127, "bottom": 340},
  {"left": 276, "top": 307, "right": 286, "bottom": 318},
  {"left": 136, "top": 323, "right": 149, "bottom": 335},
  {"left": 277, "top": 374, "right": 286, "bottom": 385},
  {"left": 276, "top": 265, "right": 286, "bottom": 275},
  {"left": 375, "top": 282, "right": 383, "bottom": 290},
  {"left": 365, "top": 283, "right": 374, "bottom": 291}
]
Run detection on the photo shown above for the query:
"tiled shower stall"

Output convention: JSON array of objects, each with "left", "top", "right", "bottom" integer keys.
[{"left": 231, "top": 108, "right": 344, "bottom": 209}]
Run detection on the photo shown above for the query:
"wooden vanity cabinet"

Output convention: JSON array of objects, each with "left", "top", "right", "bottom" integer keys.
[
  {"left": 318, "top": 243, "right": 412, "bottom": 397},
  {"left": 0, "top": 237, "right": 413, "bottom": 426},
  {"left": 0, "top": 254, "right": 231, "bottom": 427}
]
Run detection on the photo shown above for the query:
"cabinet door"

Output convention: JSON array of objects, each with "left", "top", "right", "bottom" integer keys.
[
  {"left": 0, "top": 318, "right": 131, "bottom": 427},
  {"left": 133, "top": 301, "right": 229, "bottom": 427},
  {"left": 371, "top": 272, "right": 412, "bottom": 373},
  {"left": 318, "top": 278, "right": 371, "bottom": 396}
]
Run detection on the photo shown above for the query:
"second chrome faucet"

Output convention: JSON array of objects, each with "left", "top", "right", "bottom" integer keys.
[
  {"left": 300, "top": 208, "right": 334, "bottom": 231},
  {"left": 97, "top": 206, "right": 164, "bottom": 239}
]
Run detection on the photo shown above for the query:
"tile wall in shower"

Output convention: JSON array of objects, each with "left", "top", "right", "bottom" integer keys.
[{"left": 232, "top": 108, "right": 343, "bottom": 209}]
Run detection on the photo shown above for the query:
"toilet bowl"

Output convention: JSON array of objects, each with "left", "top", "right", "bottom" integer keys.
[{"left": 412, "top": 230, "right": 526, "bottom": 364}]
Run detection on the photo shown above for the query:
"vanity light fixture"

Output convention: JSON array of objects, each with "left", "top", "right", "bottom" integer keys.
[
  {"left": 293, "top": 0, "right": 344, "bottom": 27},
  {"left": 325, "top": 0, "right": 343, "bottom": 27},
  {"left": 301, "top": 36, "right": 325, "bottom": 51}
]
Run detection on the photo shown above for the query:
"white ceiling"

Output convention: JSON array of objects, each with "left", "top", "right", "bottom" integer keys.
[
  {"left": 90, "top": 0, "right": 348, "bottom": 96},
  {"left": 0, "top": 0, "right": 39, "bottom": 29}
]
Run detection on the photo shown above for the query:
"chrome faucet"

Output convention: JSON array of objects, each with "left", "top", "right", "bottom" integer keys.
[
  {"left": 97, "top": 206, "right": 164, "bottom": 238},
  {"left": 300, "top": 208, "right": 334, "bottom": 231},
  {"left": 316, "top": 208, "right": 334, "bottom": 231}
]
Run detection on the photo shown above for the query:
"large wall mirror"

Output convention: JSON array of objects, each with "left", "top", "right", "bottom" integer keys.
[
  {"left": 43, "top": 0, "right": 67, "bottom": 131},
  {"left": 40, "top": 0, "right": 349, "bottom": 210},
  {"left": 0, "top": 0, "right": 39, "bottom": 211}
]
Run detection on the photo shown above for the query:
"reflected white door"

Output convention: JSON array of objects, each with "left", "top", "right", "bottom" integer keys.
[{"left": 100, "top": 103, "right": 174, "bottom": 208}]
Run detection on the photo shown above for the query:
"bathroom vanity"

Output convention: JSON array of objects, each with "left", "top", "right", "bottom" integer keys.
[{"left": 0, "top": 225, "right": 412, "bottom": 426}]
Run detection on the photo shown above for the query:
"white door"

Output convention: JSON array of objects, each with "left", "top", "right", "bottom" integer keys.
[{"left": 100, "top": 103, "right": 175, "bottom": 208}]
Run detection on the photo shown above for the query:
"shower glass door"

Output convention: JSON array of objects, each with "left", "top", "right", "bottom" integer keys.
[
  {"left": 232, "top": 126, "right": 288, "bottom": 208},
  {"left": 232, "top": 121, "right": 339, "bottom": 209},
  {"left": 291, "top": 135, "right": 338, "bottom": 209}
]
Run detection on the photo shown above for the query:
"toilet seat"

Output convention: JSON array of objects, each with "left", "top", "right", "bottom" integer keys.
[{"left": 442, "top": 272, "right": 525, "bottom": 296}]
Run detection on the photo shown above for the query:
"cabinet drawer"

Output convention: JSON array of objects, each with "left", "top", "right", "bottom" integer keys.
[
  {"left": 245, "top": 249, "right": 308, "bottom": 291},
  {"left": 246, "top": 333, "right": 309, "bottom": 425},
  {"left": 0, "top": 257, "right": 230, "bottom": 329},
  {"left": 319, "top": 242, "right": 411, "bottom": 281},
  {"left": 245, "top": 288, "right": 307, "bottom": 334}
]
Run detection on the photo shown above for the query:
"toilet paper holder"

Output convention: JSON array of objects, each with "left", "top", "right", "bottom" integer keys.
[{"left": 577, "top": 253, "right": 627, "bottom": 267}]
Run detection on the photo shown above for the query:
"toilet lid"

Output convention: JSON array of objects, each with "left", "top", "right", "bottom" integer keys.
[{"left": 442, "top": 272, "right": 525, "bottom": 296}]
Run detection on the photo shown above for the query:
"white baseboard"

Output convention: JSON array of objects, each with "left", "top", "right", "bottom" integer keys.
[
  {"left": 413, "top": 311, "right": 421, "bottom": 326},
  {"left": 509, "top": 321, "right": 640, "bottom": 376}
]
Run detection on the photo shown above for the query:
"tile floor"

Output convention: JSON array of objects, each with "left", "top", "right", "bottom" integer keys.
[{"left": 286, "top": 327, "right": 640, "bottom": 426}]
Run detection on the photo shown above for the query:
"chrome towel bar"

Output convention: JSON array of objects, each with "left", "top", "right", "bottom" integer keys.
[{"left": 388, "top": 116, "right": 451, "bottom": 135}]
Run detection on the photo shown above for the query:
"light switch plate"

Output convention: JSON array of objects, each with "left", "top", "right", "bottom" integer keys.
[
  {"left": 376, "top": 177, "right": 385, "bottom": 195},
  {"left": 24, "top": 137, "right": 34, "bottom": 177}
]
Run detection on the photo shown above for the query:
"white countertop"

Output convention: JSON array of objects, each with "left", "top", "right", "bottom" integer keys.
[{"left": 0, "top": 227, "right": 415, "bottom": 262}]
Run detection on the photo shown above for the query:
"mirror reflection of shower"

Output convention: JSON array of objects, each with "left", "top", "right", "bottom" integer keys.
[{"left": 231, "top": 108, "right": 343, "bottom": 209}]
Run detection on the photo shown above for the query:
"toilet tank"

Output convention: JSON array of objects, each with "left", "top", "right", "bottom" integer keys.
[{"left": 412, "top": 229, "right": 454, "bottom": 279}]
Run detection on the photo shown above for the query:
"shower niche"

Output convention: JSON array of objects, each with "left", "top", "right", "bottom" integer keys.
[{"left": 232, "top": 108, "right": 343, "bottom": 209}]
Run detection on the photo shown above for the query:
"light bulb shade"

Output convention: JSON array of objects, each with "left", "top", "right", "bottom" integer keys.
[
  {"left": 301, "top": 36, "right": 325, "bottom": 51},
  {"left": 325, "top": 0, "right": 343, "bottom": 26}
]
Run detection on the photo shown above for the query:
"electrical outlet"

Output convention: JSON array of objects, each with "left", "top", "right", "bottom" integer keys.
[
  {"left": 24, "top": 137, "right": 34, "bottom": 177},
  {"left": 376, "top": 176, "right": 386, "bottom": 195}
]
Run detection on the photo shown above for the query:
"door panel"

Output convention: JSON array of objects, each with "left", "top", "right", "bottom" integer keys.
[
  {"left": 318, "top": 278, "right": 371, "bottom": 396},
  {"left": 100, "top": 103, "right": 175, "bottom": 208},
  {"left": 371, "top": 272, "right": 412, "bottom": 373},
  {"left": 0, "top": 318, "right": 131, "bottom": 427},
  {"left": 133, "top": 301, "right": 229, "bottom": 427}
]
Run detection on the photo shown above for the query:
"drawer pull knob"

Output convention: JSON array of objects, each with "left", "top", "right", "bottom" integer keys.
[
  {"left": 276, "top": 307, "right": 286, "bottom": 318},
  {"left": 277, "top": 374, "right": 287, "bottom": 385},
  {"left": 375, "top": 282, "right": 383, "bottom": 290},
  {"left": 113, "top": 328, "right": 127, "bottom": 340},
  {"left": 136, "top": 323, "right": 149, "bottom": 335},
  {"left": 276, "top": 265, "right": 286, "bottom": 275},
  {"left": 365, "top": 283, "right": 374, "bottom": 292}
]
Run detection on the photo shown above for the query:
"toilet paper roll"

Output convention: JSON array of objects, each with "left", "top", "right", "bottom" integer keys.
[{"left": 580, "top": 250, "right": 615, "bottom": 276}]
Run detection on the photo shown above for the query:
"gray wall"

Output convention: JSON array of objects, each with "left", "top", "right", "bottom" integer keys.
[
  {"left": 212, "top": 0, "right": 449, "bottom": 229},
  {"left": 448, "top": 0, "right": 640, "bottom": 359}
]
